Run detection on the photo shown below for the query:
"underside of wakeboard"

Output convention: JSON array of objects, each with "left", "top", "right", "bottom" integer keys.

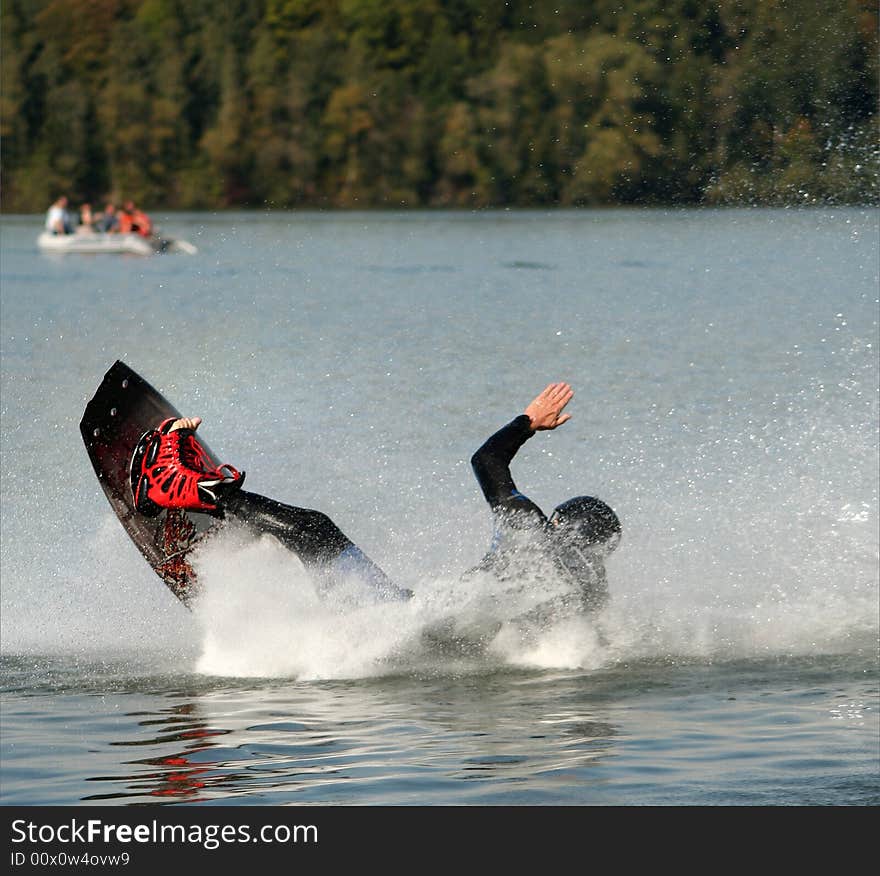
[{"left": 80, "top": 361, "right": 222, "bottom": 606}]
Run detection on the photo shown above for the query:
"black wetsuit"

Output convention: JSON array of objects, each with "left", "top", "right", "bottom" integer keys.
[
  {"left": 219, "top": 490, "right": 411, "bottom": 602},
  {"left": 217, "top": 415, "right": 607, "bottom": 613},
  {"left": 469, "top": 415, "right": 609, "bottom": 614}
]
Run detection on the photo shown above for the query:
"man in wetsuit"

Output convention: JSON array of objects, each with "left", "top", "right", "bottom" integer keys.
[
  {"left": 469, "top": 382, "right": 621, "bottom": 616},
  {"left": 132, "top": 382, "right": 619, "bottom": 610}
]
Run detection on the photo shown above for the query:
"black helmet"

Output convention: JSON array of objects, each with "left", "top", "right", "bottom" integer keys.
[{"left": 549, "top": 496, "right": 621, "bottom": 552}]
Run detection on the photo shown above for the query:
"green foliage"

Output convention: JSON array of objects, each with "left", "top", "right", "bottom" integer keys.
[{"left": 1, "top": 0, "right": 876, "bottom": 211}]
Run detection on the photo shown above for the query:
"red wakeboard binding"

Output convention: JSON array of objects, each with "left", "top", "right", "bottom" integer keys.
[{"left": 130, "top": 417, "right": 244, "bottom": 516}]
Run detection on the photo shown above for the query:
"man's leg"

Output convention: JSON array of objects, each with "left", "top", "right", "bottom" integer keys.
[
  {"left": 220, "top": 490, "right": 411, "bottom": 601},
  {"left": 221, "top": 490, "right": 350, "bottom": 564}
]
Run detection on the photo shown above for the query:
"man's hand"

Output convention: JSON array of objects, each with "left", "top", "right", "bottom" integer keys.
[
  {"left": 524, "top": 382, "right": 573, "bottom": 431},
  {"left": 169, "top": 417, "right": 202, "bottom": 432}
]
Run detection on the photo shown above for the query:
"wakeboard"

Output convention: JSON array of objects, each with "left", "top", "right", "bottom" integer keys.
[{"left": 80, "top": 361, "right": 223, "bottom": 606}]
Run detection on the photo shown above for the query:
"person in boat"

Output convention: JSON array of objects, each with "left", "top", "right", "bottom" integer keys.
[
  {"left": 45, "top": 196, "right": 73, "bottom": 235},
  {"left": 118, "top": 200, "right": 153, "bottom": 237},
  {"left": 78, "top": 203, "right": 95, "bottom": 231},
  {"left": 95, "top": 203, "right": 119, "bottom": 233},
  {"left": 130, "top": 383, "right": 620, "bottom": 610}
]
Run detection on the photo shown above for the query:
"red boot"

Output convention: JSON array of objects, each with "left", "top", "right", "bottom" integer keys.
[{"left": 130, "top": 418, "right": 244, "bottom": 515}]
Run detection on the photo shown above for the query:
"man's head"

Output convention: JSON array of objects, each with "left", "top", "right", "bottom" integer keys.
[{"left": 549, "top": 496, "right": 621, "bottom": 554}]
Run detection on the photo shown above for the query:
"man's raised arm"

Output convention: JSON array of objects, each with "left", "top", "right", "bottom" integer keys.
[{"left": 471, "top": 382, "right": 573, "bottom": 512}]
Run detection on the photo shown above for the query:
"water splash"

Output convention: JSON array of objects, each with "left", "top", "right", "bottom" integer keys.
[{"left": 188, "top": 499, "right": 877, "bottom": 681}]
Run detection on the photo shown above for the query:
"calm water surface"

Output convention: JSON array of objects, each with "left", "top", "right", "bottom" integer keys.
[{"left": 1, "top": 208, "right": 878, "bottom": 806}]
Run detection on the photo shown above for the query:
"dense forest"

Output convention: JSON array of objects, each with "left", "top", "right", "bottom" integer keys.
[{"left": 1, "top": 0, "right": 877, "bottom": 212}]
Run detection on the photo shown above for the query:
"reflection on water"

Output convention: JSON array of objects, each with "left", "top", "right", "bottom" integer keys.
[
  {"left": 91, "top": 703, "right": 230, "bottom": 802},
  {"left": 3, "top": 662, "right": 626, "bottom": 805},
  {"left": 107, "top": 699, "right": 617, "bottom": 805}
]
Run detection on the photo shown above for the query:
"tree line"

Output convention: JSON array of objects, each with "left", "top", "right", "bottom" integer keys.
[{"left": 2, "top": 0, "right": 877, "bottom": 212}]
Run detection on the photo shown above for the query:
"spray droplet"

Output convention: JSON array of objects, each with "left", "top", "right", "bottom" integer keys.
[
  {"left": 110, "top": 408, "right": 117, "bottom": 416},
  {"left": 93, "top": 427, "right": 100, "bottom": 437},
  {"left": 122, "top": 379, "right": 129, "bottom": 389}
]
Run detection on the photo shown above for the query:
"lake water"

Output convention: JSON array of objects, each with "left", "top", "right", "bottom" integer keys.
[{"left": 0, "top": 208, "right": 877, "bottom": 808}]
